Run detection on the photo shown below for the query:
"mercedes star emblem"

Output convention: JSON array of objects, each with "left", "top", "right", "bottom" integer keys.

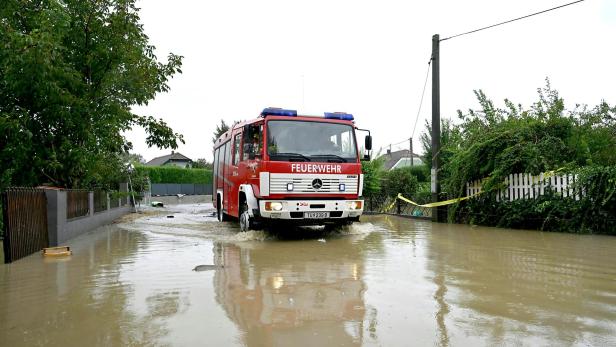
[{"left": 311, "top": 178, "right": 323, "bottom": 190}]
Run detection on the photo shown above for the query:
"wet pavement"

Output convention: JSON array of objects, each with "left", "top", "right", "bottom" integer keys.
[{"left": 1, "top": 204, "right": 616, "bottom": 346}]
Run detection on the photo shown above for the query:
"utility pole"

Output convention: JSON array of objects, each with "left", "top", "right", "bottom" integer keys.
[
  {"left": 409, "top": 138, "right": 414, "bottom": 166},
  {"left": 431, "top": 34, "right": 441, "bottom": 222}
]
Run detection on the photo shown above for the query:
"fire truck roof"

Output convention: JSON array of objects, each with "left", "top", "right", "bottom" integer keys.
[
  {"left": 213, "top": 109, "right": 356, "bottom": 147},
  {"left": 260, "top": 107, "right": 354, "bottom": 121}
]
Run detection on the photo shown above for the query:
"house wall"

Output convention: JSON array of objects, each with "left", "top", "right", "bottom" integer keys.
[{"left": 165, "top": 161, "right": 192, "bottom": 168}]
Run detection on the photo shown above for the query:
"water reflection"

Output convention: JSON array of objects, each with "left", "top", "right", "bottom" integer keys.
[
  {"left": 417, "top": 221, "right": 616, "bottom": 346},
  {"left": 213, "top": 237, "right": 369, "bottom": 346},
  {"left": 0, "top": 227, "right": 168, "bottom": 346}
]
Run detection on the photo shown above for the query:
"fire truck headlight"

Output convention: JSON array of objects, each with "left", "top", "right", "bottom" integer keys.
[
  {"left": 339, "top": 183, "right": 345, "bottom": 192},
  {"left": 347, "top": 201, "right": 363, "bottom": 210},
  {"left": 265, "top": 201, "right": 284, "bottom": 211},
  {"left": 287, "top": 183, "right": 294, "bottom": 191}
]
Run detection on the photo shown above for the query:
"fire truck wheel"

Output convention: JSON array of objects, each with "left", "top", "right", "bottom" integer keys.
[
  {"left": 217, "top": 199, "right": 228, "bottom": 222},
  {"left": 239, "top": 201, "right": 251, "bottom": 232}
]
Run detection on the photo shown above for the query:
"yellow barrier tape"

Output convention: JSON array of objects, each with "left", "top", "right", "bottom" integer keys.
[
  {"left": 544, "top": 167, "right": 566, "bottom": 179},
  {"left": 386, "top": 167, "right": 566, "bottom": 210},
  {"left": 396, "top": 192, "right": 480, "bottom": 208},
  {"left": 384, "top": 198, "right": 398, "bottom": 212}
]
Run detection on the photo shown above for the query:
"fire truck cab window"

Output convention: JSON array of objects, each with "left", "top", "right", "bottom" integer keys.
[
  {"left": 216, "top": 143, "right": 226, "bottom": 179},
  {"left": 267, "top": 120, "right": 357, "bottom": 162},
  {"left": 243, "top": 124, "right": 263, "bottom": 160},
  {"left": 233, "top": 133, "right": 241, "bottom": 166},
  {"left": 213, "top": 148, "right": 219, "bottom": 189}
]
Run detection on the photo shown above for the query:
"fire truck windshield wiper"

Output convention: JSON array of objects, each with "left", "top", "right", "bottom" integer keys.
[
  {"left": 310, "top": 154, "right": 347, "bottom": 163},
  {"left": 273, "top": 152, "right": 311, "bottom": 162}
]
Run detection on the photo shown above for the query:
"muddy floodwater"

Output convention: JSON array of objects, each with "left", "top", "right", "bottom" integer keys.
[{"left": 2, "top": 204, "right": 616, "bottom": 346}]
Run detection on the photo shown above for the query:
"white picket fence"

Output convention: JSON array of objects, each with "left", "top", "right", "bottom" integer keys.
[{"left": 466, "top": 173, "right": 582, "bottom": 201}]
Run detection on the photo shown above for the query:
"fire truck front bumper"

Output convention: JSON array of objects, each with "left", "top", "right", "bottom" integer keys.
[{"left": 257, "top": 199, "right": 364, "bottom": 221}]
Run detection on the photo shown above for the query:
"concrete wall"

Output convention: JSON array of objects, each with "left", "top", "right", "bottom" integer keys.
[
  {"left": 45, "top": 189, "right": 132, "bottom": 246},
  {"left": 148, "top": 194, "right": 212, "bottom": 206}
]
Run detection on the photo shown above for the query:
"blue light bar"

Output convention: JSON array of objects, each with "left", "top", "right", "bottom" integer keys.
[
  {"left": 261, "top": 107, "right": 297, "bottom": 117},
  {"left": 324, "top": 112, "right": 354, "bottom": 121}
]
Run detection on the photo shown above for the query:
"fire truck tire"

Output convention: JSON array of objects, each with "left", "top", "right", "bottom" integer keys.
[
  {"left": 216, "top": 198, "right": 228, "bottom": 222},
  {"left": 239, "top": 200, "right": 252, "bottom": 232}
]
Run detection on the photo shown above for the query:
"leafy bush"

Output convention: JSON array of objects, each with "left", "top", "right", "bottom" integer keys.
[
  {"left": 382, "top": 168, "right": 419, "bottom": 198},
  {"left": 415, "top": 182, "right": 432, "bottom": 204},
  {"left": 455, "top": 166, "right": 616, "bottom": 234},
  {"left": 136, "top": 166, "right": 212, "bottom": 184},
  {"left": 421, "top": 80, "right": 616, "bottom": 199},
  {"left": 407, "top": 165, "right": 430, "bottom": 182},
  {"left": 361, "top": 158, "right": 384, "bottom": 196}
]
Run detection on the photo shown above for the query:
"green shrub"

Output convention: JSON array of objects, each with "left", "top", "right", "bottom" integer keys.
[
  {"left": 407, "top": 165, "right": 430, "bottom": 182},
  {"left": 135, "top": 166, "right": 212, "bottom": 184},
  {"left": 420, "top": 81, "right": 616, "bottom": 200},
  {"left": 383, "top": 168, "right": 419, "bottom": 198},
  {"left": 415, "top": 182, "right": 432, "bottom": 204},
  {"left": 361, "top": 158, "right": 385, "bottom": 196},
  {"left": 454, "top": 166, "right": 616, "bottom": 234}
]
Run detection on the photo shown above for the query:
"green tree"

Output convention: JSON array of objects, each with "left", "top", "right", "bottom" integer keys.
[
  {"left": 212, "top": 119, "right": 230, "bottom": 143},
  {"left": 122, "top": 152, "right": 146, "bottom": 165},
  {"left": 212, "top": 119, "right": 242, "bottom": 143},
  {"left": 192, "top": 158, "right": 212, "bottom": 170},
  {"left": 0, "top": 0, "right": 184, "bottom": 189}
]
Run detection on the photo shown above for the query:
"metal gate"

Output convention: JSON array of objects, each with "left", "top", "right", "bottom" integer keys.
[{"left": 2, "top": 188, "right": 49, "bottom": 263}]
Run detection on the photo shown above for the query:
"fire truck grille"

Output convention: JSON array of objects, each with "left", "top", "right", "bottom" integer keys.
[{"left": 270, "top": 173, "right": 358, "bottom": 194}]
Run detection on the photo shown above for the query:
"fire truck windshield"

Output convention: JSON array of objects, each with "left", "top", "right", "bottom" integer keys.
[{"left": 267, "top": 120, "right": 357, "bottom": 163}]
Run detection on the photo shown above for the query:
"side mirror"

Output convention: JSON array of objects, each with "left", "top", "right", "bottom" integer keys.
[{"left": 365, "top": 135, "right": 372, "bottom": 151}]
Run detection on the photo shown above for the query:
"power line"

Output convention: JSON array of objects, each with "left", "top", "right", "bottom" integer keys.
[
  {"left": 411, "top": 59, "right": 432, "bottom": 139},
  {"left": 382, "top": 58, "right": 430, "bottom": 154},
  {"left": 391, "top": 137, "right": 411, "bottom": 147},
  {"left": 440, "top": 0, "right": 585, "bottom": 42}
]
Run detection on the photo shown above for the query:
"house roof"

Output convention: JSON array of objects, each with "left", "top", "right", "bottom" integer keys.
[
  {"left": 145, "top": 152, "right": 193, "bottom": 166},
  {"left": 379, "top": 149, "right": 422, "bottom": 170}
]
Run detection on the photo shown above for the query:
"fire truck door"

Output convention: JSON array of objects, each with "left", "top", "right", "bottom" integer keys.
[
  {"left": 229, "top": 132, "right": 242, "bottom": 217},
  {"left": 223, "top": 140, "right": 232, "bottom": 213}
]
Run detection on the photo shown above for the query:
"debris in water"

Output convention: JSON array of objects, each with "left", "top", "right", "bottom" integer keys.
[
  {"left": 318, "top": 238, "right": 326, "bottom": 243},
  {"left": 167, "top": 215, "right": 174, "bottom": 218},
  {"left": 193, "top": 265, "right": 223, "bottom": 272},
  {"left": 43, "top": 246, "right": 72, "bottom": 257},
  {"left": 151, "top": 201, "right": 164, "bottom": 207}
]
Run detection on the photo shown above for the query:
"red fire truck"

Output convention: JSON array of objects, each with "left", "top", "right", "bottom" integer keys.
[{"left": 212, "top": 107, "right": 372, "bottom": 231}]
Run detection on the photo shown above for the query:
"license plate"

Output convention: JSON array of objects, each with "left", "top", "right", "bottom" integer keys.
[{"left": 304, "top": 212, "right": 329, "bottom": 219}]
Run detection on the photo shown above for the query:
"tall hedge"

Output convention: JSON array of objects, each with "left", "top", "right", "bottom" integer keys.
[{"left": 136, "top": 166, "right": 212, "bottom": 184}]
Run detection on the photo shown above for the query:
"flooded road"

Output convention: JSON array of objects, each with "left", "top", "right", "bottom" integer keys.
[{"left": 1, "top": 204, "right": 616, "bottom": 346}]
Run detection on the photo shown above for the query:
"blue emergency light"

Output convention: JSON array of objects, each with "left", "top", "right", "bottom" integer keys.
[
  {"left": 324, "top": 112, "right": 354, "bottom": 121},
  {"left": 261, "top": 107, "right": 297, "bottom": 117}
]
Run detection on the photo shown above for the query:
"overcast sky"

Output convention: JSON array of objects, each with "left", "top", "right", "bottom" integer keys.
[{"left": 128, "top": 0, "right": 615, "bottom": 163}]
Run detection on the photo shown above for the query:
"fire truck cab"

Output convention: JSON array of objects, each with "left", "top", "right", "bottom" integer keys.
[{"left": 213, "top": 107, "right": 372, "bottom": 231}]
